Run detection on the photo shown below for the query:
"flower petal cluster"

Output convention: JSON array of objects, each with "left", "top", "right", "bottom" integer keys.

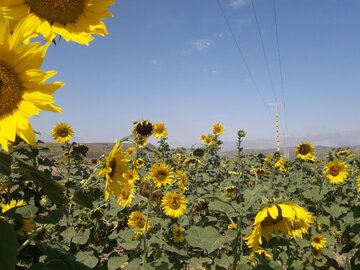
[
  {"left": 244, "top": 201, "right": 312, "bottom": 250},
  {"left": 161, "top": 191, "right": 188, "bottom": 218},
  {"left": 324, "top": 160, "right": 349, "bottom": 184},
  {"left": 295, "top": 141, "right": 315, "bottom": 161}
]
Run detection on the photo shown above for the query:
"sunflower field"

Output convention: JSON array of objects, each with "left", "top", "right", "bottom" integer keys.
[{"left": 0, "top": 2, "right": 360, "bottom": 270}]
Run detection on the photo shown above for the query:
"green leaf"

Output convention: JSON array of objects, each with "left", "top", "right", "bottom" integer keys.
[
  {"left": 72, "top": 190, "right": 93, "bottom": 209},
  {"left": 0, "top": 151, "right": 12, "bottom": 176},
  {"left": 15, "top": 205, "right": 38, "bottom": 219},
  {"left": 107, "top": 255, "right": 128, "bottom": 270},
  {"left": 243, "top": 185, "right": 265, "bottom": 212},
  {"left": 72, "top": 229, "right": 90, "bottom": 245},
  {"left": 76, "top": 251, "right": 99, "bottom": 268},
  {"left": 35, "top": 210, "right": 64, "bottom": 224},
  {"left": 17, "top": 159, "right": 66, "bottom": 205},
  {"left": 119, "top": 240, "right": 140, "bottom": 250},
  {"left": 124, "top": 258, "right": 142, "bottom": 270},
  {"left": 0, "top": 220, "right": 18, "bottom": 270},
  {"left": 61, "top": 227, "right": 76, "bottom": 243},
  {"left": 185, "top": 226, "right": 229, "bottom": 253},
  {"left": 317, "top": 216, "right": 330, "bottom": 227}
]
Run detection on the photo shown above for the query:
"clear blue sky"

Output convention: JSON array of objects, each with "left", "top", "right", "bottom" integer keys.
[{"left": 33, "top": 0, "right": 360, "bottom": 149}]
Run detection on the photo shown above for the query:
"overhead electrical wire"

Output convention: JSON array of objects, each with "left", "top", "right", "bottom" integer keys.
[
  {"left": 250, "top": 0, "right": 277, "bottom": 99},
  {"left": 215, "top": 0, "right": 269, "bottom": 108}
]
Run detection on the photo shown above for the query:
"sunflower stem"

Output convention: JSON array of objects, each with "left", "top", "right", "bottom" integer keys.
[{"left": 142, "top": 183, "right": 153, "bottom": 269}]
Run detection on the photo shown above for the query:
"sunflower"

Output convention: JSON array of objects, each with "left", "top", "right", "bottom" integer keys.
[
  {"left": 202, "top": 135, "right": 215, "bottom": 147},
  {"left": 117, "top": 181, "right": 136, "bottom": 208},
  {"left": 15, "top": 218, "right": 35, "bottom": 236},
  {"left": 224, "top": 185, "right": 236, "bottom": 198},
  {"left": 244, "top": 201, "right": 312, "bottom": 250},
  {"left": 176, "top": 170, "right": 187, "bottom": 192},
  {"left": 161, "top": 191, "right": 187, "bottom": 218},
  {"left": 228, "top": 223, "right": 237, "bottom": 230},
  {"left": 123, "top": 169, "right": 140, "bottom": 183},
  {"left": 134, "top": 158, "right": 145, "bottom": 169},
  {"left": 0, "top": 18, "right": 62, "bottom": 152},
  {"left": 0, "top": 0, "right": 114, "bottom": 46},
  {"left": 173, "top": 226, "right": 185, "bottom": 242},
  {"left": 153, "top": 122, "right": 168, "bottom": 138},
  {"left": 251, "top": 168, "right": 266, "bottom": 177},
  {"left": 212, "top": 123, "right": 224, "bottom": 135},
  {"left": 98, "top": 140, "right": 130, "bottom": 200},
  {"left": 324, "top": 160, "right": 349, "bottom": 184},
  {"left": 150, "top": 163, "right": 174, "bottom": 188},
  {"left": 311, "top": 234, "right": 327, "bottom": 250},
  {"left": 295, "top": 141, "right": 315, "bottom": 161},
  {"left": 135, "top": 136, "right": 147, "bottom": 148},
  {"left": 51, "top": 122, "right": 73, "bottom": 143},
  {"left": 0, "top": 199, "right": 26, "bottom": 212},
  {"left": 133, "top": 120, "right": 153, "bottom": 137},
  {"left": 126, "top": 147, "right": 136, "bottom": 156},
  {"left": 127, "top": 211, "right": 151, "bottom": 232},
  {"left": 250, "top": 248, "right": 272, "bottom": 262},
  {"left": 312, "top": 248, "right": 322, "bottom": 259}
]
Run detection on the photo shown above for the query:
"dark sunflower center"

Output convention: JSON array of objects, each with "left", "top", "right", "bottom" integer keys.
[
  {"left": 137, "top": 218, "right": 145, "bottom": 228},
  {"left": 121, "top": 190, "right": 130, "bottom": 199},
  {"left": 156, "top": 170, "right": 167, "bottom": 180},
  {"left": 314, "top": 237, "right": 320, "bottom": 243},
  {"left": 26, "top": 0, "right": 85, "bottom": 25},
  {"left": 57, "top": 127, "right": 69, "bottom": 137},
  {"left": 175, "top": 231, "right": 181, "bottom": 237},
  {"left": 135, "top": 121, "right": 153, "bottom": 136},
  {"left": 299, "top": 144, "right": 310, "bottom": 155},
  {"left": 170, "top": 198, "right": 180, "bottom": 209},
  {"left": 0, "top": 62, "right": 24, "bottom": 119},
  {"left": 330, "top": 167, "right": 339, "bottom": 176},
  {"left": 108, "top": 159, "right": 116, "bottom": 178}
]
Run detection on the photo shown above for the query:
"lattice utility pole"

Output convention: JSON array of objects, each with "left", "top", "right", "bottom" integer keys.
[{"left": 269, "top": 98, "right": 281, "bottom": 152}]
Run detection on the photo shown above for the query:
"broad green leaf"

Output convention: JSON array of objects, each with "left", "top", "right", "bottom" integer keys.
[
  {"left": 185, "top": 226, "right": 229, "bottom": 253},
  {"left": 76, "top": 251, "right": 99, "bottom": 268},
  {"left": 17, "top": 159, "right": 65, "bottom": 205},
  {"left": 72, "top": 190, "right": 93, "bottom": 209},
  {"left": 107, "top": 255, "right": 128, "bottom": 270},
  {"left": 35, "top": 210, "right": 64, "bottom": 224},
  {"left": 119, "top": 240, "right": 140, "bottom": 250},
  {"left": 72, "top": 229, "right": 90, "bottom": 245},
  {"left": 0, "top": 220, "right": 18, "bottom": 270}
]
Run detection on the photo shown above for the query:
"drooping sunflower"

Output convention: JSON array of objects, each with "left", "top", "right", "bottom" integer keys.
[
  {"left": 153, "top": 122, "right": 168, "bottom": 138},
  {"left": 0, "top": 0, "right": 115, "bottom": 46},
  {"left": 173, "top": 226, "right": 185, "bottom": 243},
  {"left": 135, "top": 135, "right": 147, "bottom": 148},
  {"left": 250, "top": 248, "right": 272, "bottom": 262},
  {"left": 117, "top": 181, "right": 136, "bottom": 208},
  {"left": 312, "top": 248, "right": 322, "bottom": 259},
  {"left": 133, "top": 120, "right": 153, "bottom": 137},
  {"left": 176, "top": 170, "right": 187, "bottom": 193},
  {"left": 161, "top": 191, "right": 188, "bottom": 218},
  {"left": 98, "top": 140, "right": 130, "bottom": 200},
  {"left": 311, "top": 234, "right": 327, "bottom": 250},
  {"left": 244, "top": 201, "right": 312, "bottom": 250},
  {"left": 0, "top": 18, "right": 62, "bottom": 152},
  {"left": 212, "top": 123, "right": 224, "bottom": 136},
  {"left": 251, "top": 168, "right": 266, "bottom": 177},
  {"left": 150, "top": 163, "right": 174, "bottom": 188},
  {"left": 324, "top": 160, "right": 349, "bottom": 184},
  {"left": 51, "top": 122, "right": 73, "bottom": 144},
  {"left": 295, "top": 141, "right": 315, "bottom": 161}
]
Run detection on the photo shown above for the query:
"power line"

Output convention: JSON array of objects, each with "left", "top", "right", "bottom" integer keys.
[
  {"left": 250, "top": 0, "right": 277, "bottom": 99},
  {"left": 272, "top": 0, "right": 285, "bottom": 108},
  {"left": 215, "top": 0, "right": 268, "bottom": 107}
]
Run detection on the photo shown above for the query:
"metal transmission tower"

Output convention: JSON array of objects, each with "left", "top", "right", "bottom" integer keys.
[{"left": 269, "top": 98, "right": 281, "bottom": 152}]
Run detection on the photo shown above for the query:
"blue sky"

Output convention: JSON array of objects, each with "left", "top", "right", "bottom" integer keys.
[{"left": 33, "top": 0, "right": 360, "bottom": 150}]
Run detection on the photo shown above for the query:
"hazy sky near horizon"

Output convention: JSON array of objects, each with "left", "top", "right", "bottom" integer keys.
[{"left": 32, "top": 0, "right": 360, "bottom": 149}]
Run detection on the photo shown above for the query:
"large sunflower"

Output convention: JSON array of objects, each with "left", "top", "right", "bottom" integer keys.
[
  {"left": 0, "top": 18, "right": 62, "bottom": 152},
  {"left": 127, "top": 211, "right": 151, "bottom": 233},
  {"left": 295, "top": 141, "right": 315, "bottom": 161},
  {"left": 150, "top": 163, "right": 174, "bottom": 188},
  {"left": 98, "top": 140, "right": 130, "bottom": 200},
  {"left": 51, "top": 122, "right": 73, "bottom": 144},
  {"left": 0, "top": 0, "right": 114, "bottom": 46},
  {"left": 324, "top": 160, "right": 349, "bottom": 184},
  {"left": 161, "top": 191, "right": 187, "bottom": 218},
  {"left": 244, "top": 201, "right": 312, "bottom": 250}
]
